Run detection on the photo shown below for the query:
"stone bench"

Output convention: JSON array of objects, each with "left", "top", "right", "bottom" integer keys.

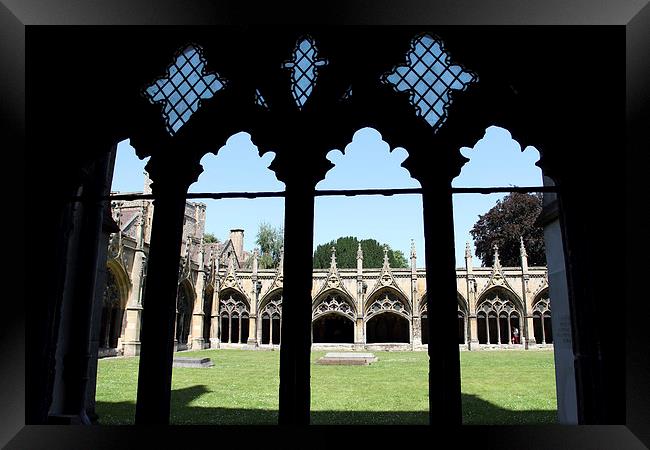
[
  {"left": 315, "top": 352, "right": 378, "bottom": 365},
  {"left": 172, "top": 357, "right": 214, "bottom": 368}
]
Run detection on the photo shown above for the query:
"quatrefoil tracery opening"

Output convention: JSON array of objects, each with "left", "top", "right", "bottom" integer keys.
[
  {"left": 144, "top": 45, "right": 227, "bottom": 135},
  {"left": 382, "top": 34, "right": 478, "bottom": 131}
]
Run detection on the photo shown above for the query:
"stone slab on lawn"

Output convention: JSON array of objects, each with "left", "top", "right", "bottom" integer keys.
[
  {"left": 173, "top": 357, "right": 214, "bottom": 368},
  {"left": 315, "top": 352, "right": 378, "bottom": 365}
]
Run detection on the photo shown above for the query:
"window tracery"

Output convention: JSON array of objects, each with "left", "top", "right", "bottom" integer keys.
[
  {"left": 144, "top": 45, "right": 227, "bottom": 135},
  {"left": 382, "top": 34, "right": 478, "bottom": 131},
  {"left": 282, "top": 36, "right": 328, "bottom": 109}
]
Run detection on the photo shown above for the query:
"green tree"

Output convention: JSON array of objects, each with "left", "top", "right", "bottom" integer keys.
[
  {"left": 313, "top": 237, "right": 409, "bottom": 269},
  {"left": 256, "top": 223, "right": 284, "bottom": 269},
  {"left": 203, "top": 232, "right": 219, "bottom": 244},
  {"left": 470, "top": 192, "right": 546, "bottom": 267}
]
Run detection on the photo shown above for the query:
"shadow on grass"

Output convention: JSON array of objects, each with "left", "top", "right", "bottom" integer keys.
[{"left": 96, "top": 385, "right": 556, "bottom": 425}]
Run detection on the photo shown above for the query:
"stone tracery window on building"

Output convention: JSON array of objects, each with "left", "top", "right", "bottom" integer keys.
[
  {"left": 259, "top": 292, "right": 282, "bottom": 345},
  {"left": 532, "top": 291, "right": 552, "bottom": 345},
  {"left": 312, "top": 292, "right": 356, "bottom": 344},
  {"left": 476, "top": 292, "right": 522, "bottom": 345},
  {"left": 218, "top": 292, "right": 250, "bottom": 345},
  {"left": 381, "top": 34, "right": 478, "bottom": 131},
  {"left": 144, "top": 45, "right": 228, "bottom": 135}
]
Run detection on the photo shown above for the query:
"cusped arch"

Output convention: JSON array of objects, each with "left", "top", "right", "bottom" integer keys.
[
  {"left": 312, "top": 288, "right": 356, "bottom": 321},
  {"left": 259, "top": 287, "right": 283, "bottom": 312},
  {"left": 219, "top": 285, "right": 251, "bottom": 309},
  {"left": 476, "top": 285, "right": 524, "bottom": 315},
  {"left": 365, "top": 286, "right": 410, "bottom": 321},
  {"left": 532, "top": 286, "right": 550, "bottom": 306}
]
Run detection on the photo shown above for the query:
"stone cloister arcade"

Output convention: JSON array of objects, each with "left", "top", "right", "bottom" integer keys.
[{"left": 101, "top": 206, "right": 553, "bottom": 354}]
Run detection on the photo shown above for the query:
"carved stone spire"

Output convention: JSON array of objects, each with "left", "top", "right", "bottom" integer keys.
[
  {"left": 252, "top": 247, "right": 259, "bottom": 274},
  {"left": 356, "top": 243, "right": 363, "bottom": 275},
  {"left": 198, "top": 236, "right": 205, "bottom": 270},
  {"left": 465, "top": 241, "right": 472, "bottom": 259},
  {"left": 520, "top": 236, "right": 528, "bottom": 258},
  {"left": 410, "top": 240, "right": 417, "bottom": 273},
  {"left": 330, "top": 246, "right": 337, "bottom": 270},
  {"left": 383, "top": 244, "right": 390, "bottom": 269},
  {"left": 493, "top": 243, "right": 501, "bottom": 269},
  {"left": 520, "top": 236, "right": 529, "bottom": 274},
  {"left": 278, "top": 246, "right": 284, "bottom": 275}
]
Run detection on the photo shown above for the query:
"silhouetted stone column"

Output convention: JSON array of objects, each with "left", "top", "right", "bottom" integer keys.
[
  {"left": 421, "top": 181, "right": 462, "bottom": 425},
  {"left": 278, "top": 180, "right": 315, "bottom": 425},
  {"left": 134, "top": 158, "right": 199, "bottom": 425}
]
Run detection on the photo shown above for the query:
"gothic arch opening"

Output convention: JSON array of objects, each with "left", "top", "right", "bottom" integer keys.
[
  {"left": 366, "top": 312, "right": 410, "bottom": 343},
  {"left": 476, "top": 288, "right": 522, "bottom": 345},
  {"left": 218, "top": 289, "right": 250, "bottom": 345},
  {"left": 532, "top": 289, "right": 552, "bottom": 344},
  {"left": 99, "top": 266, "right": 128, "bottom": 350},
  {"left": 313, "top": 314, "right": 354, "bottom": 343},
  {"left": 259, "top": 291, "right": 282, "bottom": 345}
]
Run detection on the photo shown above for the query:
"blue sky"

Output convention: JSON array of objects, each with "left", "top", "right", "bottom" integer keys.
[{"left": 111, "top": 126, "right": 542, "bottom": 267}]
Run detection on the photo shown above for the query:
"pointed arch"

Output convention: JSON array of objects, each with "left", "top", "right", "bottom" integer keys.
[
  {"left": 477, "top": 285, "right": 524, "bottom": 314},
  {"left": 476, "top": 286, "right": 523, "bottom": 345},
  {"left": 365, "top": 286, "right": 411, "bottom": 319},
  {"left": 218, "top": 286, "right": 250, "bottom": 344},
  {"left": 312, "top": 287, "right": 357, "bottom": 320},
  {"left": 99, "top": 262, "right": 130, "bottom": 350},
  {"left": 259, "top": 288, "right": 282, "bottom": 345},
  {"left": 106, "top": 259, "right": 130, "bottom": 308},
  {"left": 260, "top": 287, "right": 283, "bottom": 312},
  {"left": 532, "top": 287, "right": 552, "bottom": 344}
]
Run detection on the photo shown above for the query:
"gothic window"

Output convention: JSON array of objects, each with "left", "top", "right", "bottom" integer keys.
[
  {"left": 533, "top": 297, "right": 552, "bottom": 344},
  {"left": 365, "top": 291, "right": 410, "bottom": 321},
  {"left": 313, "top": 293, "right": 355, "bottom": 321},
  {"left": 282, "top": 36, "right": 328, "bottom": 109},
  {"left": 144, "top": 45, "right": 227, "bottom": 135},
  {"left": 218, "top": 293, "right": 250, "bottom": 344},
  {"left": 476, "top": 294, "right": 521, "bottom": 345},
  {"left": 260, "top": 293, "right": 282, "bottom": 345},
  {"left": 382, "top": 34, "right": 478, "bottom": 131}
]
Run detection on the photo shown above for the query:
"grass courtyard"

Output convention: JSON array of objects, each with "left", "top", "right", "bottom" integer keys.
[{"left": 96, "top": 349, "right": 557, "bottom": 425}]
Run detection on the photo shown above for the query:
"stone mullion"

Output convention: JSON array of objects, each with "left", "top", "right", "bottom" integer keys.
[
  {"left": 134, "top": 174, "right": 192, "bottom": 425},
  {"left": 238, "top": 315, "right": 242, "bottom": 344},
  {"left": 257, "top": 312, "right": 264, "bottom": 344},
  {"left": 496, "top": 311, "right": 502, "bottom": 345},
  {"left": 541, "top": 314, "right": 546, "bottom": 344},
  {"left": 278, "top": 180, "right": 315, "bottom": 426},
  {"left": 228, "top": 315, "right": 232, "bottom": 343},
  {"left": 507, "top": 314, "right": 512, "bottom": 345},
  {"left": 269, "top": 315, "right": 274, "bottom": 346},
  {"left": 55, "top": 151, "right": 112, "bottom": 424},
  {"left": 421, "top": 184, "right": 461, "bottom": 425},
  {"left": 485, "top": 314, "right": 491, "bottom": 344}
]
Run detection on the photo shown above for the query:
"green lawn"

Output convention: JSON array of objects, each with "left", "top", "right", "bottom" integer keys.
[{"left": 95, "top": 349, "right": 557, "bottom": 425}]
